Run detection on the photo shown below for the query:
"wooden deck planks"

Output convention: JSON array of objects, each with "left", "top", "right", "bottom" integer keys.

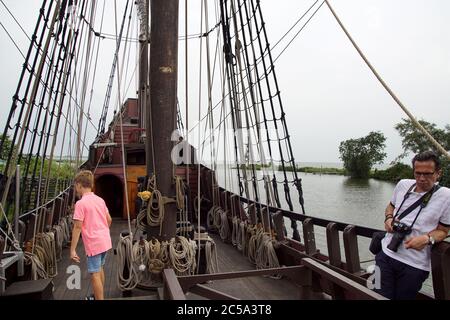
[
  {"left": 52, "top": 219, "right": 127, "bottom": 300},
  {"left": 197, "top": 233, "right": 301, "bottom": 300},
  {"left": 51, "top": 219, "right": 300, "bottom": 300}
]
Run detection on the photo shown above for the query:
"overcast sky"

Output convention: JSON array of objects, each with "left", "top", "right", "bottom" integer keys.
[{"left": 0, "top": 0, "right": 449, "bottom": 165}]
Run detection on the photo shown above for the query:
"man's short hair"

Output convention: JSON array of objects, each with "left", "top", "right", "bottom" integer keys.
[
  {"left": 412, "top": 150, "right": 441, "bottom": 170},
  {"left": 74, "top": 170, "right": 94, "bottom": 189}
]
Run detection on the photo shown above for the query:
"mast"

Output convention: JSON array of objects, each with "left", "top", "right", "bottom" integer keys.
[
  {"left": 137, "top": 0, "right": 149, "bottom": 135},
  {"left": 147, "top": 0, "right": 179, "bottom": 240}
]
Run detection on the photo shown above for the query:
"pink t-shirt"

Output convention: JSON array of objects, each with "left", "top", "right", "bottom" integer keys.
[{"left": 73, "top": 192, "right": 112, "bottom": 256}]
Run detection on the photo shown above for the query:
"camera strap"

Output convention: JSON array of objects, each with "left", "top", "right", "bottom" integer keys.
[{"left": 394, "top": 183, "right": 441, "bottom": 227}]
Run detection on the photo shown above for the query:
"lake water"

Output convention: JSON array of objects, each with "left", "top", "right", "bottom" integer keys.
[
  {"left": 216, "top": 167, "right": 395, "bottom": 228},
  {"left": 215, "top": 167, "right": 434, "bottom": 296}
]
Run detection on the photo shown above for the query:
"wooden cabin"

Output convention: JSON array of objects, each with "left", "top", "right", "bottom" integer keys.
[{"left": 86, "top": 98, "right": 146, "bottom": 220}]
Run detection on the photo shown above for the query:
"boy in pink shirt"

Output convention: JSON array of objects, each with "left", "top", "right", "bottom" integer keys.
[{"left": 70, "top": 170, "right": 112, "bottom": 300}]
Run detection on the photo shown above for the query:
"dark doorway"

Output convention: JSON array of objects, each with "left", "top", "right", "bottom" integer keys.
[{"left": 95, "top": 175, "right": 123, "bottom": 218}]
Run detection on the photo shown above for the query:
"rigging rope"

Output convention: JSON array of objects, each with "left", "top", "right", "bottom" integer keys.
[
  {"left": 1, "top": 0, "right": 60, "bottom": 208},
  {"left": 113, "top": 0, "right": 132, "bottom": 238},
  {"left": 325, "top": 0, "right": 450, "bottom": 160}
]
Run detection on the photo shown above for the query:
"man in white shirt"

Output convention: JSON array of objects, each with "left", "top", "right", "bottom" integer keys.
[{"left": 376, "top": 151, "right": 450, "bottom": 299}]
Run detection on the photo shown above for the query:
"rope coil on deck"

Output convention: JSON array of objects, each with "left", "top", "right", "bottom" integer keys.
[
  {"left": 146, "top": 189, "right": 164, "bottom": 227},
  {"left": 168, "top": 236, "right": 197, "bottom": 276},
  {"left": 116, "top": 232, "right": 199, "bottom": 290},
  {"left": 205, "top": 237, "right": 219, "bottom": 274},
  {"left": 25, "top": 231, "right": 58, "bottom": 280},
  {"left": 52, "top": 224, "right": 64, "bottom": 261},
  {"left": 24, "top": 251, "right": 48, "bottom": 280},
  {"left": 219, "top": 210, "right": 230, "bottom": 242},
  {"left": 232, "top": 216, "right": 239, "bottom": 246},
  {"left": 116, "top": 233, "right": 140, "bottom": 291}
]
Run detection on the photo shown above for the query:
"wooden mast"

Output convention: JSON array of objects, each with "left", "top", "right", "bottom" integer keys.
[
  {"left": 146, "top": 0, "right": 179, "bottom": 240},
  {"left": 137, "top": 0, "right": 149, "bottom": 136}
]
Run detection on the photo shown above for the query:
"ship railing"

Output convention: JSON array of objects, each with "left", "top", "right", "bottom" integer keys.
[
  {"left": 215, "top": 186, "right": 450, "bottom": 300},
  {"left": 15, "top": 185, "right": 74, "bottom": 247}
]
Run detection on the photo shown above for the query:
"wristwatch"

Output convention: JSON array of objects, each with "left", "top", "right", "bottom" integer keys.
[{"left": 428, "top": 234, "right": 436, "bottom": 246}]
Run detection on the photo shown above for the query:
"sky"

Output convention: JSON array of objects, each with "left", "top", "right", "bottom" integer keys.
[{"left": 0, "top": 0, "right": 449, "bottom": 165}]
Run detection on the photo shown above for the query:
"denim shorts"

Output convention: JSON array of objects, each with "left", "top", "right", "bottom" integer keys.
[{"left": 86, "top": 251, "right": 107, "bottom": 273}]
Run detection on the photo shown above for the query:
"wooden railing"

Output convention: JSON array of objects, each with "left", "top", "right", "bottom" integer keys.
[
  {"left": 18, "top": 185, "right": 74, "bottom": 245},
  {"left": 214, "top": 186, "right": 450, "bottom": 300}
]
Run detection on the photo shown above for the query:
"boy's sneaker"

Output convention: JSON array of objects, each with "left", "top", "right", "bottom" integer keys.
[{"left": 84, "top": 295, "right": 95, "bottom": 300}]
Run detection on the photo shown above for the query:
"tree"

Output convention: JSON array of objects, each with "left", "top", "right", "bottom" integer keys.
[
  {"left": 394, "top": 119, "right": 450, "bottom": 187},
  {"left": 394, "top": 118, "right": 450, "bottom": 159},
  {"left": 0, "top": 134, "right": 13, "bottom": 160},
  {"left": 339, "top": 131, "right": 387, "bottom": 178}
]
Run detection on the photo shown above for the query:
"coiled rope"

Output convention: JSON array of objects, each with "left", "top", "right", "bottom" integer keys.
[
  {"left": 116, "top": 233, "right": 198, "bottom": 290},
  {"left": 168, "top": 236, "right": 197, "bottom": 276},
  {"left": 207, "top": 205, "right": 231, "bottom": 242},
  {"left": 116, "top": 233, "right": 139, "bottom": 291},
  {"left": 144, "top": 177, "right": 176, "bottom": 236},
  {"left": 219, "top": 210, "right": 230, "bottom": 242},
  {"left": 61, "top": 215, "right": 72, "bottom": 244},
  {"left": 231, "top": 216, "right": 239, "bottom": 246},
  {"left": 205, "top": 237, "right": 219, "bottom": 274},
  {"left": 148, "top": 238, "right": 165, "bottom": 275},
  {"left": 175, "top": 176, "right": 185, "bottom": 212},
  {"left": 24, "top": 251, "right": 48, "bottom": 280},
  {"left": 146, "top": 189, "right": 165, "bottom": 233},
  {"left": 246, "top": 227, "right": 282, "bottom": 279},
  {"left": 238, "top": 219, "right": 249, "bottom": 255},
  {"left": 53, "top": 224, "right": 64, "bottom": 261},
  {"left": 206, "top": 205, "right": 219, "bottom": 231},
  {"left": 175, "top": 176, "right": 190, "bottom": 237},
  {"left": 25, "top": 231, "right": 58, "bottom": 279}
]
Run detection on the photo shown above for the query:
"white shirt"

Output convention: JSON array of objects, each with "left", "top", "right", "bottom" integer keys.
[{"left": 381, "top": 179, "right": 450, "bottom": 271}]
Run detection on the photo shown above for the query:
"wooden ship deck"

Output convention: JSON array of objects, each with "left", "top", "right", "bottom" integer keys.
[
  {"left": 2, "top": 0, "right": 450, "bottom": 302},
  {"left": 52, "top": 219, "right": 301, "bottom": 300}
]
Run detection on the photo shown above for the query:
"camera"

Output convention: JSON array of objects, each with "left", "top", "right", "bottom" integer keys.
[{"left": 387, "top": 221, "right": 412, "bottom": 252}]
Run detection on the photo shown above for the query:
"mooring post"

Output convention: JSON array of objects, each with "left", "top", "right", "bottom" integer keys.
[
  {"left": 303, "top": 218, "right": 317, "bottom": 255},
  {"left": 343, "top": 225, "right": 361, "bottom": 274},
  {"left": 326, "top": 222, "right": 342, "bottom": 267},
  {"left": 272, "top": 210, "right": 285, "bottom": 242},
  {"left": 262, "top": 207, "right": 271, "bottom": 234},
  {"left": 431, "top": 242, "right": 450, "bottom": 299}
]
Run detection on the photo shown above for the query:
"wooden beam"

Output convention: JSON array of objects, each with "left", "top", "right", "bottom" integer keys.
[
  {"left": 301, "top": 258, "right": 386, "bottom": 300},
  {"left": 431, "top": 242, "right": 450, "bottom": 299},
  {"left": 177, "top": 265, "right": 308, "bottom": 291},
  {"left": 190, "top": 284, "right": 239, "bottom": 300},
  {"left": 343, "top": 225, "right": 361, "bottom": 274},
  {"left": 272, "top": 210, "right": 285, "bottom": 242},
  {"left": 279, "top": 243, "right": 366, "bottom": 286},
  {"left": 162, "top": 269, "right": 186, "bottom": 300},
  {"left": 248, "top": 204, "right": 257, "bottom": 225},
  {"left": 302, "top": 218, "right": 317, "bottom": 255},
  {"left": 326, "top": 222, "right": 342, "bottom": 267},
  {"left": 262, "top": 207, "right": 271, "bottom": 234}
]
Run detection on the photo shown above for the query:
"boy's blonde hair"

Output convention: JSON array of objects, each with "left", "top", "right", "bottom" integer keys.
[{"left": 74, "top": 170, "right": 94, "bottom": 189}]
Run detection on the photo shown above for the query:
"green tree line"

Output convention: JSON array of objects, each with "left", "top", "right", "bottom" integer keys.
[
  {"left": 0, "top": 134, "right": 75, "bottom": 179},
  {"left": 338, "top": 119, "right": 450, "bottom": 187}
]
